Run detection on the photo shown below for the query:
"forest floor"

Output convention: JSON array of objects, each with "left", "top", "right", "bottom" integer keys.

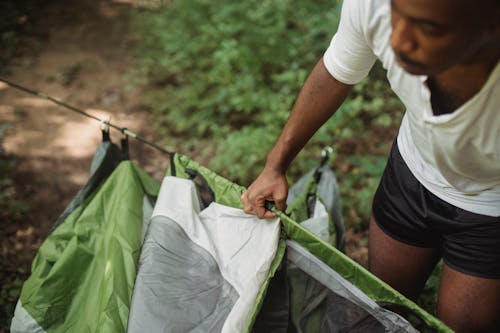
[
  {"left": 0, "top": 0, "right": 169, "bottom": 329},
  {"left": 0, "top": 0, "right": 368, "bottom": 329}
]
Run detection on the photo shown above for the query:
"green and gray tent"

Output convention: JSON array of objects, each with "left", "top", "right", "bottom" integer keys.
[{"left": 11, "top": 140, "right": 451, "bottom": 333}]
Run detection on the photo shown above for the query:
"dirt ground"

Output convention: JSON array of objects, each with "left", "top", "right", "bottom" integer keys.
[
  {"left": 0, "top": 0, "right": 170, "bottom": 328},
  {"left": 0, "top": 0, "right": 368, "bottom": 329}
]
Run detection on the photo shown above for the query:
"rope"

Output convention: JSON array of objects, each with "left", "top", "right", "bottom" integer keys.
[{"left": 0, "top": 77, "right": 173, "bottom": 156}]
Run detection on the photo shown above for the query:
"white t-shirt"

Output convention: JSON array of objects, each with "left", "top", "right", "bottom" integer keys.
[{"left": 323, "top": 0, "right": 500, "bottom": 216}]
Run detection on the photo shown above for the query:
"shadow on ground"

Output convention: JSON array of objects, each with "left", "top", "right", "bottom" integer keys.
[{"left": 0, "top": 0, "right": 170, "bottom": 330}]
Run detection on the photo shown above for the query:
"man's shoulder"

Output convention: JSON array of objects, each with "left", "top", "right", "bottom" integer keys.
[
  {"left": 342, "top": 0, "right": 391, "bottom": 40},
  {"left": 343, "top": 0, "right": 390, "bottom": 21},
  {"left": 323, "top": 0, "right": 393, "bottom": 84}
]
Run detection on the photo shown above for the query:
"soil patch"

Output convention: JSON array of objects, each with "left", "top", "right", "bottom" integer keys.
[{"left": 0, "top": 1, "right": 168, "bottom": 329}]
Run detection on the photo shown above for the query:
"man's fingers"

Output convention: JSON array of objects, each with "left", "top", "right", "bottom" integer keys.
[
  {"left": 241, "top": 191, "right": 278, "bottom": 219},
  {"left": 262, "top": 210, "right": 277, "bottom": 219},
  {"left": 254, "top": 206, "right": 278, "bottom": 219},
  {"left": 254, "top": 206, "right": 267, "bottom": 219},
  {"left": 241, "top": 191, "right": 262, "bottom": 216},
  {"left": 241, "top": 192, "right": 254, "bottom": 214},
  {"left": 274, "top": 198, "right": 287, "bottom": 212}
]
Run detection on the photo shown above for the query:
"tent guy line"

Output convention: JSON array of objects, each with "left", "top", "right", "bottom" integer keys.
[{"left": 0, "top": 77, "right": 173, "bottom": 156}]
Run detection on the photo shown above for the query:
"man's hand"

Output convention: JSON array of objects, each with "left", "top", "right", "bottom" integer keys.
[{"left": 241, "top": 167, "right": 288, "bottom": 219}]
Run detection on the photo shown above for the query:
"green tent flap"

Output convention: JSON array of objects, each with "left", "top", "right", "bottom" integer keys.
[
  {"left": 16, "top": 148, "right": 159, "bottom": 332},
  {"left": 168, "top": 153, "right": 246, "bottom": 209}
]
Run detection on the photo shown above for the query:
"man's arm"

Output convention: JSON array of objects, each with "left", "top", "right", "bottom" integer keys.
[{"left": 241, "top": 57, "right": 353, "bottom": 218}]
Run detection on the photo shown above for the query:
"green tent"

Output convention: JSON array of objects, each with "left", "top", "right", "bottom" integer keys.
[{"left": 11, "top": 139, "right": 451, "bottom": 333}]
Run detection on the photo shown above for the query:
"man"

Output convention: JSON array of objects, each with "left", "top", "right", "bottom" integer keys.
[{"left": 240, "top": 0, "right": 500, "bottom": 331}]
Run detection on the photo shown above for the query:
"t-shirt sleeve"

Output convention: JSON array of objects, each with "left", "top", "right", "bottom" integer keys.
[{"left": 323, "top": 0, "right": 377, "bottom": 85}]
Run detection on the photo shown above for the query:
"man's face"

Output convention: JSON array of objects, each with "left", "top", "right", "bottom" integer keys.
[{"left": 390, "top": 0, "right": 496, "bottom": 76}]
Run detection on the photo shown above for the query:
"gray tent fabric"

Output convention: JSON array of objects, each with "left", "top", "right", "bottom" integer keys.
[
  {"left": 128, "top": 176, "right": 281, "bottom": 333},
  {"left": 281, "top": 162, "right": 345, "bottom": 333},
  {"left": 287, "top": 163, "right": 344, "bottom": 250},
  {"left": 127, "top": 216, "right": 239, "bottom": 333},
  {"left": 287, "top": 241, "right": 418, "bottom": 333},
  {"left": 287, "top": 198, "right": 336, "bottom": 333}
]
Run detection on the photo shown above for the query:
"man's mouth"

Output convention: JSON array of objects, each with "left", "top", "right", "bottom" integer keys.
[{"left": 396, "top": 53, "right": 425, "bottom": 71}]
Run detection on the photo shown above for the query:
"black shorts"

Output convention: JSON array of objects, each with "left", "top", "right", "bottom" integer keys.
[{"left": 372, "top": 140, "right": 500, "bottom": 279}]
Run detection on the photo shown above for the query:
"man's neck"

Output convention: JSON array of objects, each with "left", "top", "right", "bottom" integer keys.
[{"left": 427, "top": 49, "right": 499, "bottom": 115}]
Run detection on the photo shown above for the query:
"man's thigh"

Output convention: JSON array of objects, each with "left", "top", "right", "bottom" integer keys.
[
  {"left": 438, "top": 264, "right": 500, "bottom": 333},
  {"left": 368, "top": 216, "right": 440, "bottom": 300},
  {"left": 369, "top": 216, "right": 500, "bottom": 332}
]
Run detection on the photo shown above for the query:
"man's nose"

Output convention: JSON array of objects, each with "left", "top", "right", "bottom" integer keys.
[{"left": 390, "top": 17, "right": 417, "bottom": 54}]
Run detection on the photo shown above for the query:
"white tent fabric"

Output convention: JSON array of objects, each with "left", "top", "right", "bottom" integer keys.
[
  {"left": 127, "top": 176, "right": 280, "bottom": 333},
  {"left": 299, "top": 198, "right": 330, "bottom": 242},
  {"left": 11, "top": 303, "right": 47, "bottom": 333}
]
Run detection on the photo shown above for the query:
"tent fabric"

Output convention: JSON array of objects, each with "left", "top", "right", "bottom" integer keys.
[
  {"left": 285, "top": 197, "right": 337, "bottom": 333},
  {"left": 287, "top": 240, "right": 418, "bottom": 332},
  {"left": 166, "top": 153, "right": 289, "bottom": 333},
  {"left": 283, "top": 166, "right": 343, "bottom": 332},
  {"left": 11, "top": 147, "right": 452, "bottom": 333},
  {"left": 277, "top": 211, "right": 451, "bottom": 332},
  {"left": 169, "top": 153, "right": 452, "bottom": 333},
  {"left": 127, "top": 177, "right": 280, "bottom": 333},
  {"left": 11, "top": 142, "right": 159, "bottom": 333},
  {"left": 51, "top": 140, "right": 124, "bottom": 232},
  {"left": 287, "top": 163, "right": 344, "bottom": 249},
  {"left": 254, "top": 159, "right": 413, "bottom": 332}
]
